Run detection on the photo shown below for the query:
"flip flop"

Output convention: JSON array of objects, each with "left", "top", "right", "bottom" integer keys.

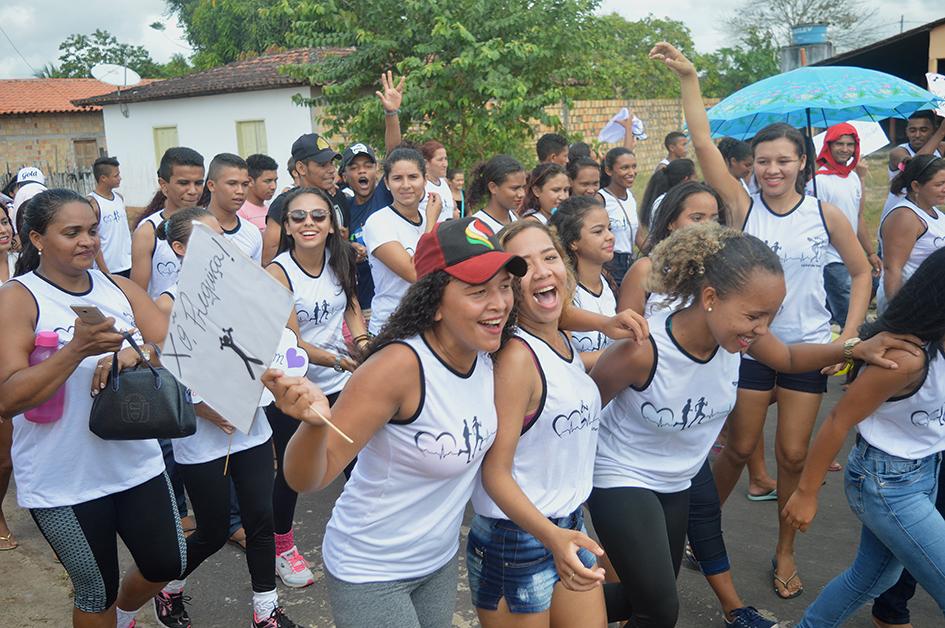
[
  {"left": 828, "top": 461, "right": 843, "bottom": 472},
  {"left": 771, "top": 557, "right": 803, "bottom": 599},
  {"left": 228, "top": 530, "right": 247, "bottom": 552},
  {"left": 747, "top": 489, "right": 778, "bottom": 502},
  {"left": 0, "top": 533, "right": 18, "bottom": 551}
]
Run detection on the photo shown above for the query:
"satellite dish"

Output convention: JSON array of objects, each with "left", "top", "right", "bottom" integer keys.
[{"left": 90, "top": 63, "right": 142, "bottom": 88}]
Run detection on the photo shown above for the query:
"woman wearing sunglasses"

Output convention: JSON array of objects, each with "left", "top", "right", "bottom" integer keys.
[{"left": 265, "top": 186, "right": 368, "bottom": 588}]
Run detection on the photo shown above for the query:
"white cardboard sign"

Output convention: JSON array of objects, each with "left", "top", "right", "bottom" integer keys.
[
  {"left": 927, "top": 73, "right": 945, "bottom": 117},
  {"left": 163, "top": 223, "right": 294, "bottom": 433}
]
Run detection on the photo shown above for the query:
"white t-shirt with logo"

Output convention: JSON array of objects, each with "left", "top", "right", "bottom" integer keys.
[
  {"left": 221, "top": 215, "right": 263, "bottom": 263},
  {"left": 570, "top": 279, "right": 616, "bottom": 352},
  {"left": 419, "top": 177, "right": 456, "bottom": 223},
  {"left": 90, "top": 190, "right": 132, "bottom": 273},
  {"left": 806, "top": 169, "right": 862, "bottom": 266},
  {"left": 599, "top": 188, "right": 638, "bottom": 255},
  {"left": 363, "top": 206, "right": 427, "bottom": 335}
]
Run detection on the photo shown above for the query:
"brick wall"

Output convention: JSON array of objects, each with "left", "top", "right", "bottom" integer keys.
[
  {"left": 0, "top": 112, "right": 107, "bottom": 174},
  {"left": 536, "top": 98, "right": 719, "bottom": 171}
]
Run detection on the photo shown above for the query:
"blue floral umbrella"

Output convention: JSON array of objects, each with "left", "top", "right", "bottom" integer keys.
[{"left": 706, "top": 66, "right": 944, "bottom": 140}]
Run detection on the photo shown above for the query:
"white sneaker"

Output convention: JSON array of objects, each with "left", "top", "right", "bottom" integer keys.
[{"left": 275, "top": 545, "right": 314, "bottom": 588}]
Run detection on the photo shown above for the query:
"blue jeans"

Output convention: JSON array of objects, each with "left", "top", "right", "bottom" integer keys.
[
  {"left": 798, "top": 438, "right": 945, "bottom": 627},
  {"left": 872, "top": 454, "right": 945, "bottom": 624},
  {"left": 823, "top": 261, "right": 851, "bottom": 327}
]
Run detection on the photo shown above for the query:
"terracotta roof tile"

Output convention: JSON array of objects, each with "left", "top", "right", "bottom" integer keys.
[
  {"left": 0, "top": 78, "right": 122, "bottom": 115},
  {"left": 74, "top": 47, "right": 352, "bottom": 107}
]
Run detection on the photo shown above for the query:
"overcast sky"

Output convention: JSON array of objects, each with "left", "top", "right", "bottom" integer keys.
[{"left": 1, "top": 1, "right": 943, "bottom": 79}]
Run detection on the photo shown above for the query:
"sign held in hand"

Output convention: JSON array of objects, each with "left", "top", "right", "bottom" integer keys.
[{"left": 163, "top": 223, "right": 293, "bottom": 434}]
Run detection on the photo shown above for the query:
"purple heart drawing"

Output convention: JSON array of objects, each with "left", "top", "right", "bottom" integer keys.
[{"left": 285, "top": 348, "right": 306, "bottom": 369}]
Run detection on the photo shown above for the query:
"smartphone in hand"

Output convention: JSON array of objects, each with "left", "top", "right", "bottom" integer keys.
[{"left": 70, "top": 304, "right": 118, "bottom": 332}]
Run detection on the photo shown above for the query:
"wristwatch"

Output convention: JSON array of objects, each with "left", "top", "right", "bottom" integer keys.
[
  {"left": 333, "top": 355, "right": 345, "bottom": 373},
  {"left": 842, "top": 337, "right": 862, "bottom": 361}
]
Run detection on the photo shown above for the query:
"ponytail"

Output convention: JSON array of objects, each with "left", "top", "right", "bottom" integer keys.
[{"left": 466, "top": 155, "right": 525, "bottom": 210}]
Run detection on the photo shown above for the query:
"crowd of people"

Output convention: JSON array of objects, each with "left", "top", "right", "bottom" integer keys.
[{"left": 1, "top": 43, "right": 944, "bottom": 628}]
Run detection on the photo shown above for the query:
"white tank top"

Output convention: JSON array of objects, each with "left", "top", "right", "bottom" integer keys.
[
  {"left": 877, "top": 198, "right": 945, "bottom": 310},
  {"left": 570, "top": 278, "right": 616, "bottom": 352},
  {"left": 10, "top": 270, "right": 165, "bottom": 508},
  {"left": 271, "top": 249, "right": 351, "bottom": 394},
  {"left": 599, "top": 188, "right": 637, "bottom": 254},
  {"left": 139, "top": 211, "right": 180, "bottom": 299},
  {"left": 857, "top": 348, "right": 945, "bottom": 460},
  {"left": 156, "top": 285, "right": 272, "bottom": 465},
  {"left": 471, "top": 208, "right": 517, "bottom": 234},
  {"left": 90, "top": 191, "right": 132, "bottom": 273},
  {"left": 472, "top": 329, "right": 600, "bottom": 519},
  {"left": 594, "top": 310, "right": 740, "bottom": 492},
  {"left": 323, "top": 334, "right": 497, "bottom": 583},
  {"left": 742, "top": 193, "right": 831, "bottom": 346}
]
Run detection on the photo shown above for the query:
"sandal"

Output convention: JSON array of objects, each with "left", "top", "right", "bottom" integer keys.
[
  {"left": 828, "top": 460, "right": 843, "bottom": 472},
  {"left": 0, "top": 533, "right": 17, "bottom": 551},
  {"left": 771, "top": 557, "right": 803, "bottom": 599},
  {"left": 228, "top": 528, "right": 247, "bottom": 552},
  {"left": 746, "top": 488, "right": 778, "bottom": 502}
]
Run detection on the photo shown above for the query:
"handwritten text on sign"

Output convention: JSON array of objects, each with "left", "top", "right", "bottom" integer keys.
[{"left": 163, "top": 223, "right": 293, "bottom": 433}]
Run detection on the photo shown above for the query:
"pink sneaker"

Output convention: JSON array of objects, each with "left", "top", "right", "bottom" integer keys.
[{"left": 275, "top": 545, "right": 314, "bottom": 588}]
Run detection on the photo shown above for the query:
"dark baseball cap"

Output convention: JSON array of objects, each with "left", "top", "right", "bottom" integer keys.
[
  {"left": 414, "top": 217, "right": 527, "bottom": 285},
  {"left": 291, "top": 133, "right": 340, "bottom": 164},
  {"left": 340, "top": 142, "right": 377, "bottom": 170}
]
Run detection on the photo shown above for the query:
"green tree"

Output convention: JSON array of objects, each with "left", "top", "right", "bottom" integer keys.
[
  {"left": 698, "top": 29, "right": 780, "bottom": 98},
  {"left": 165, "top": 0, "right": 305, "bottom": 69},
  {"left": 580, "top": 14, "right": 697, "bottom": 100},
  {"left": 49, "top": 29, "right": 164, "bottom": 79},
  {"left": 280, "top": 0, "right": 600, "bottom": 166}
]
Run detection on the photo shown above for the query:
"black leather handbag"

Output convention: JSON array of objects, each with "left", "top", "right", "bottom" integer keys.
[{"left": 89, "top": 333, "right": 196, "bottom": 440}]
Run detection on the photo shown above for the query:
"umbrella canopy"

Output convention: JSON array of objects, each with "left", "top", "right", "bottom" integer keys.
[{"left": 706, "top": 66, "right": 944, "bottom": 140}]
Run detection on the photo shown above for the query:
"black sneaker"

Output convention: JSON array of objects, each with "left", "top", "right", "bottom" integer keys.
[
  {"left": 252, "top": 606, "right": 300, "bottom": 628},
  {"left": 153, "top": 590, "right": 191, "bottom": 628}
]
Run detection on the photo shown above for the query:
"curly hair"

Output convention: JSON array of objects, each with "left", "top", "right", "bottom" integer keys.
[
  {"left": 365, "top": 271, "right": 519, "bottom": 359},
  {"left": 648, "top": 222, "right": 782, "bottom": 305}
]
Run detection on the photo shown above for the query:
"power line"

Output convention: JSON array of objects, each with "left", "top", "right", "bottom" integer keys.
[{"left": 0, "top": 22, "right": 44, "bottom": 77}]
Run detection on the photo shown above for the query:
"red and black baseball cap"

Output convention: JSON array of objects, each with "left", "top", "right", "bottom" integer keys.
[{"left": 414, "top": 217, "right": 527, "bottom": 284}]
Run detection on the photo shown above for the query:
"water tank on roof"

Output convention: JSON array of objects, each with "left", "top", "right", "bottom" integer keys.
[{"left": 792, "top": 24, "right": 829, "bottom": 45}]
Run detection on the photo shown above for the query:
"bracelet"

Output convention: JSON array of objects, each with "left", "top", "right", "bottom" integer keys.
[{"left": 384, "top": 109, "right": 400, "bottom": 117}]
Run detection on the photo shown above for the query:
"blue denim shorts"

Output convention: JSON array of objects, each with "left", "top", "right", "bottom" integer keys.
[{"left": 466, "top": 508, "right": 597, "bottom": 613}]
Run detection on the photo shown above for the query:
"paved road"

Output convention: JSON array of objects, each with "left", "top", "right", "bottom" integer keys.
[{"left": 2, "top": 377, "right": 940, "bottom": 626}]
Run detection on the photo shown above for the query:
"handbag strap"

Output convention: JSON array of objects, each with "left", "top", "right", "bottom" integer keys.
[{"left": 108, "top": 332, "right": 163, "bottom": 392}]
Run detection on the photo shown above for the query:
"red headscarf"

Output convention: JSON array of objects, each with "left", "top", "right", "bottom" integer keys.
[{"left": 816, "top": 122, "right": 860, "bottom": 178}]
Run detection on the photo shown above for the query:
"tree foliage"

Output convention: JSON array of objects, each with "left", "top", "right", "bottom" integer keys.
[
  {"left": 698, "top": 29, "right": 780, "bottom": 98},
  {"left": 580, "top": 14, "right": 697, "bottom": 100},
  {"left": 279, "top": 0, "right": 600, "bottom": 166},
  {"left": 34, "top": 29, "right": 193, "bottom": 79},
  {"left": 165, "top": 0, "right": 306, "bottom": 69},
  {"left": 724, "top": 0, "right": 880, "bottom": 51}
]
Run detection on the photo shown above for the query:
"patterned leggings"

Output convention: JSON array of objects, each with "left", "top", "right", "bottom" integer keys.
[{"left": 30, "top": 472, "right": 186, "bottom": 612}]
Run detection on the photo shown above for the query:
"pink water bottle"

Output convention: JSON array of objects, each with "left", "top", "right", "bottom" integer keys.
[{"left": 25, "top": 331, "right": 66, "bottom": 424}]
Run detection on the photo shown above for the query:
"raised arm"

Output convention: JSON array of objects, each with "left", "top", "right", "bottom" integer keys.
[
  {"left": 649, "top": 42, "right": 750, "bottom": 225},
  {"left": 376, "top": 70, "right": 405, "bottom": 153}
]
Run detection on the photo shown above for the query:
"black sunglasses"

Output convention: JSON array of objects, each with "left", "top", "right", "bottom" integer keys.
[{"left": 287, "top": 209, "right": 330, "bottom": 224}]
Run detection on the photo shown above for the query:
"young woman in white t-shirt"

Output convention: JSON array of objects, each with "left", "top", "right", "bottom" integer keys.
[
  {"left": 362, "top": 148, "right": 441, "bottom": 335},
  {"left": 265, "top": 187, "right": 367, "bottom": 588},
  {"left": 654, "top": 41, "right": 874, "bottom": 597},
  {"left": 0, "top": 189, "right": 186, "bottom": 628},
  {"left": 419, "top": 140, "right": 458, "bottom": 222},
  {"left": 468, "top": 155, "right": 527, "bottom": 232},
  {"left": 550, "top": 195, "right": 617, "bottom": 359},
  {"left": 597, "top": 147, "right": 643, "bottom": 287},
  {"left": 149, "top": 208, "right": 302, "bottom": 628},
  {"left": 276, "top": 216, "right": 527, "bottom": 627},
  {"left": 586, "top": 223, "right": 912, "bottom": 627},
  {"left": 521, "top": 163, "right": 571, "bottom": 224},
  {"left": 877, "top": 155, "right": 945, "bottom": 311},
  {"left": 784, "top": 249, "right": 944, "bottom": 627}
]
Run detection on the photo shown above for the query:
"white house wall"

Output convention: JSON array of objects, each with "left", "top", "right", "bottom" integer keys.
[{"left": 101, "top": 87, "right": 316, "bottom": 207}]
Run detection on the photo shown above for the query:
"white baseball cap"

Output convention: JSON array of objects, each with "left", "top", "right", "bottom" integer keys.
[{"left": 16, "top": 167, "right": 46, "bottom": 185}]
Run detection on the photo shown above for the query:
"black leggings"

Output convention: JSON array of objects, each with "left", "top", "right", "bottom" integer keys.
[
  {"left": 178, "top": 441, "right": 275, "bottom": 592},
  {"left": 30, "top": 472, "right": 186, "bottom": 613},
  {"left": 687, "top": 459, "right": 730, "bottom": 576},
  {"left": 588, "top": 485, "right": 690, "bottom": 627},
  {"left": 268, "top": 392, "right": 341, "bottom": 535}
]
